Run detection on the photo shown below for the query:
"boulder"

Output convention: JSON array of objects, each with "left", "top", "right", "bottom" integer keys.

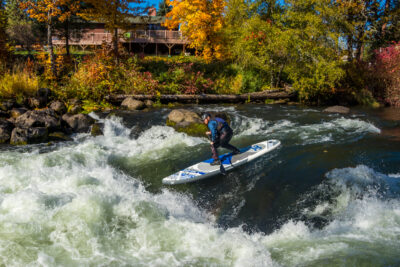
[
  {"left": 0, "top": 110, "right": 9, "bottom": 118},
  {"left": 62, "top": 113, "right": 95, "bottom": 133},
  {"left": 144, "top": 99, "right": 154, "bottom": 108},
  {"left": 27, "top": 97, "right": 47, "bottom": 109},
  {"left": 68, "top": 99, "right": 83, "bottom": 114},
  {"left": 121, "top": 97, "right": 145, "bottom": 110},
  {"left": 323, "top": 105, "right": 350, "bottom": 114},
  {"left": 49, "top": 100, "right": 67, "bottom": 114},
  {"left": 69, "top": 104, "right": 82, "bottom": 114},
  {"left": 10, "top": 127, "right": 48, "bottom": 145},
  {"left": 166, "top": 109, "right": 207, "bottom": 137},
  {"left": 0, "top": 119, "right": 14, "bottom": 143},
  {"left": 37, "top": 88, "right": 51, "bottom": 99},
  {"left": 15, "top": 109, "right": 60, "bottom": 131},
  {"left": 0, "top": 100, "right": 16, "bottom": 111},
  {"left": 48, "top": 132, "right": 73, "bottom": 142},
  {"left": 10, "top": 108, "right": 28, "bottom": 118},
  {"left": 167, "top": 109, "right": 202, "bottom": 124},
  {"left": 90, "top": 122, "right": 104, "bottom": 136}
]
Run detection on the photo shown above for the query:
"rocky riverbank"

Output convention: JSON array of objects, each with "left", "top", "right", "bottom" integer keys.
[
  {"left": 0, "top": 87, "right": 352, "bottom": 145},
  {"left": 0, "top": 89, "right": 96, "bottom": 145}
]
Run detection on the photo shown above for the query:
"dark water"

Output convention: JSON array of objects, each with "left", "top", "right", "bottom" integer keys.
[{"left": 0, "top": 104, "right": 399, "bottom": 266}]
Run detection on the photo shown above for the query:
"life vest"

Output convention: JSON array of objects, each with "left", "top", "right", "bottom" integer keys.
[{"left": 212, "top": 117, "right": 230, "bottom": 132}]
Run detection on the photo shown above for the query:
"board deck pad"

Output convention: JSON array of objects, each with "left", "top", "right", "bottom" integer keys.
[{"left": 162, "top": 140, "right": 280, "bottom": 185}]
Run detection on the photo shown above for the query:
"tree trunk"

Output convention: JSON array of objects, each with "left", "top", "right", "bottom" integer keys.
[
  {"left": 47, "top": 11, "right": 56, "bottom": 78},
  {"left": 381, "top": 0, "right": 390, "bottom": 38},
  {"left": 65, "top": 17, "right": 70, "bottom": 56},
  {"left": 106, "top": 90, "right": 298, "bottom": 105},
  {"left": 113, "top": 27, "right": 119, "bottom": 64},
  {"left": 347, "top": 34, "right": 353, "bottom": 61}
]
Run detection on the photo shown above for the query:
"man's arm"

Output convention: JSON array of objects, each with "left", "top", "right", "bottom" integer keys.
[{"left": 208, "top": 120, "right": 218, "bottom": 142}]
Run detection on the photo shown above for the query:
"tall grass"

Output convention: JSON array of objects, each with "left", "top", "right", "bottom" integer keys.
[{"left": 0, "top": 70, "right": 39, "bottom": 99}]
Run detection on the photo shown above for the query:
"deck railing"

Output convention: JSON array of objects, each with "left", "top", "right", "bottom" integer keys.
[{"left": 52, "top": 30, "right": 187, "bottom": 46}]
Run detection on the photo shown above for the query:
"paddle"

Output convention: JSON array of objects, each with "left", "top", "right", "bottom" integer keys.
[{"left": 207, "top": 133, "right": 226, "bottom": 175}]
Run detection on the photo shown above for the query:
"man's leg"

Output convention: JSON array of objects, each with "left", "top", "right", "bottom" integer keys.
[
  {"left": 211, "top": 140, "right": 220, "bottom": 160},
  {"left": 220, "top": 130, "right": 240, "bottom": 153}
]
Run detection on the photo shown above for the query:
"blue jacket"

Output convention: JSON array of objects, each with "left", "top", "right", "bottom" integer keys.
[{"left": 207, "top": 117, "right": 230, "bottom": 142}]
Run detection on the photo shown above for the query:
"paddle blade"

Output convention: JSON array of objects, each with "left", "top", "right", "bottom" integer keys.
[{"left": 220, "top": 163, "right": 226, "bottom": 175}]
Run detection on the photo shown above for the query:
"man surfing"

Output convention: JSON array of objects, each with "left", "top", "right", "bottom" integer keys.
[{"left": 202, "top": 113, "right": 241, "bottom": 166}]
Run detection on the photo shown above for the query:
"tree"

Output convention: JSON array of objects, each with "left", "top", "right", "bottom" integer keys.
[
  {"left": 21, "top": 0, "right": 80, "bottom": 77},
  {"left": 78, "top": 0, "right": 143, "bottom": 64},
  {"left": 226, "top": 0, "right": 345, "bottom": 102},
  {"left": 163, "top": 0, "right": 227, "bottom": 61},
  {"left": 157, "top": 0, "right": 171, "bottom": 16},
  {"left": 0, "top": 0, "right": 9, "bottom": 67},
  {"left": 6, "top": 0, "right": 45, "bottom": 51}
]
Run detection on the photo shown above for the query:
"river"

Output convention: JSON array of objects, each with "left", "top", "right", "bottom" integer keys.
[{"left": 0, "top": 104, "right": 399, "bottom": 266}]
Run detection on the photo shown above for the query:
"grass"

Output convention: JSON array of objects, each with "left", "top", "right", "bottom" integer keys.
[{"left": 0, "top": 71, "right": 39, "bottom": 100}]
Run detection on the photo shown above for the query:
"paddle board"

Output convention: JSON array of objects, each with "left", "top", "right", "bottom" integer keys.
[{"left": 162, "top": 139, "right": 280, "bottom": 185}]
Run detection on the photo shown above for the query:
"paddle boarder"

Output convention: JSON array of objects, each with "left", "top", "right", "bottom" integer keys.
[{"left": 202, "top": 113, "right": 241, "bottom": 165}]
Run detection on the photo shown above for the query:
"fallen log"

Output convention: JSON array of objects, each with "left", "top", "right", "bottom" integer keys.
[{"left": 106, "top": 89, "right": 297, "bottom": 105}]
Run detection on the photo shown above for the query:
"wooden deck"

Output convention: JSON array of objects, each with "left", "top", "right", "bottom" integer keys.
[{"left": 52, "top": 30, "right": 188, "bottom": 46}]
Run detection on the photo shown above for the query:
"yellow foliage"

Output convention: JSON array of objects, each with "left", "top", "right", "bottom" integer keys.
[
  {"left": 164, "top": 0, "right": 227, "bottom": 61},
  {"left": 21, "top": 0, "right": 80, "bottom": 24},
  {"left": 0, "top": 71, "right": 39, "bottom": 99}
]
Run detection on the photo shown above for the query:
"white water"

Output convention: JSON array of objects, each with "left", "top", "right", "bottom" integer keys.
[{"left": 0, "top": 113, "right": 398, "bottom": 266}]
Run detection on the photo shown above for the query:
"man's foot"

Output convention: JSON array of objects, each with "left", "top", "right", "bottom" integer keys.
[
  {"left": 210, "top": 159, "right": 221, "bottom": 166},
  {"left": 232, "top": 150, "right": 241, "bottom": 155}
]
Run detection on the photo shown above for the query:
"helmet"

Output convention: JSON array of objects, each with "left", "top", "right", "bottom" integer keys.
[{"left": 201, "top": 113, "right": 211, "bottom": 121}]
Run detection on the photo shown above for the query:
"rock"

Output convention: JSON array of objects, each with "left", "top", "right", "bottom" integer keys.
[
  {"left": 49, "top": 100, "right": 67, "bottom": 114},
  {"left": 10, "top": 127, "right": 48, "bottom": 145},
  {"left": 28, "top": 97, "right": 47, "bottom": 109},
  {"left": 0, "top": 119, "right": 14, "bottom": 143},
  {"left": 68, "top": 99, "right": 83, "bottom": 114},
  {"left": 10, "top": 108, "right": 28, "bottom": 118},
  {"left": 0, "top": 100, "right": 15, "bottom": 111},
  {"left": 166, "top": 109, "right": 208, "bottom": 137},
  {"left": 69, "top": 99, "right": 82, "bottom": 106},
  {"left": 323, "top": 105, "right": 350, "bottom": 114},
  {"left": 15, "top": 109, "right": 60, "bottom": 131},
  {"left": 272, "top": 98, "right": 289, "bottom": 104},
  {"left": 167, "top": 109, "right": 202, "bottom": 124},
  {"left": 69, "top": 104, "right": 82, "bottom": 114},
  {"left": 0, "top": 110, "right": 9, "bottom": 118},
  {"left": 91, "top": 123, "right": 104, "bottom": 136},
  {"left": 48, "top": 132, "right": 73, "bottom": 142},
  {"left": 37, "top": 88, "right": 51, "bottom": 99},
  {"left": 62, "top": 113, "right": 95, "bottom": 133},
  {"left": 121, "top": 97, "right": 145, "bottom": 110},
  {"left": 144, "top": 100, "right": 154, "bottom": 108}
]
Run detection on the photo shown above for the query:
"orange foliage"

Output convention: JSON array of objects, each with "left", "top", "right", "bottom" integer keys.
[
  {"left": 21, "top": 0, "right": 80, "bottom": 24},
  {"left": 163, "top": 0, "right": 227, "bottom": 62}
]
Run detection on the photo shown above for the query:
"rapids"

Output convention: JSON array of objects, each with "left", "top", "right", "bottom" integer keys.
[{"left": 0, "top": 105, "right": 399, "bottom": 266}]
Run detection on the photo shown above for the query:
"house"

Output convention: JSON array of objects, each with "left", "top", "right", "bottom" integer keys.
[{"left": 52, "top": 8, "right": 189, "bottom": 56}]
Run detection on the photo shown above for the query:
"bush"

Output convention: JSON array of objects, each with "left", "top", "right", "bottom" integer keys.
[
  {"left": 373, "top": 42, "right": 400, "bottom": 106},
  {"left": 0, "top": 70, "right": 39, "bottom": 100}
]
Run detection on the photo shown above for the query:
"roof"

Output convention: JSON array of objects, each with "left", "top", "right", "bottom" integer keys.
[{"left": 127, "top": 16, "right": 166, "bottom": 24}]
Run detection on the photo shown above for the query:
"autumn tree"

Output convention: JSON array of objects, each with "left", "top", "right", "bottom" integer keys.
[
  {"left": 78, "top": 0, "right": 142, "bottom": 63},
  {"left": 21, "top": 0, "right": 80, "bottom": 77},
  {"left": 0, "top": 0, "right": 9, "bottom": 68},
  {"left": 6, "top": 0, "right": 46, "bottom": 51},
  {"left": 163, "top": 0, "right": 227, "bottom": 61}
]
